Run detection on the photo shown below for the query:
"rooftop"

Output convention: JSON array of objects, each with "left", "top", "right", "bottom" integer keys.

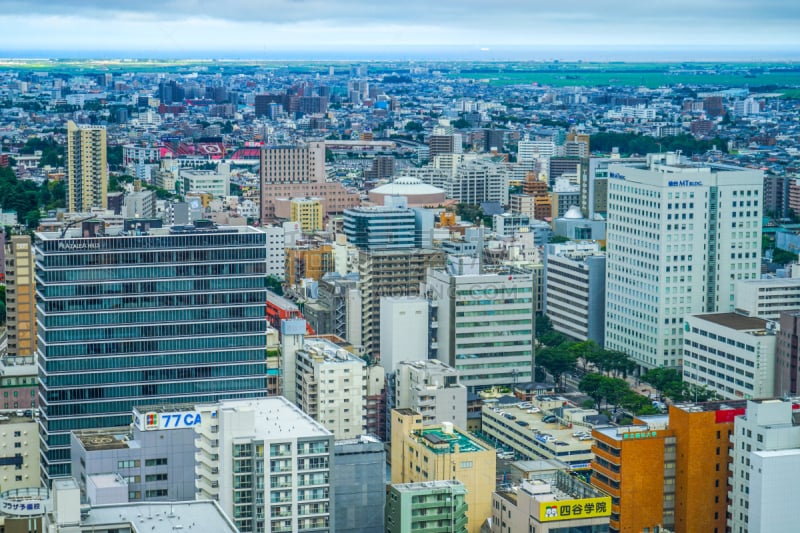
[
  {"left": 693, "top": 312, "right": 770, "bottom": 331},
  {"left": 74, "top": 427, "right": 134, "bottom": 451},
  {"left": 80, "top": 500, "right": 238, "bottom": 532},
  {"left": 212, "top": 396, "right": 331, "bottom": 441},
  {"left": 415, "top": 428, "right": 487, "bottom": 454},
  {"left": 392, "top": 479, "right": 467, "bottom": 493},
  {"left": 300, "top": 337, "right": 365, "bottom": 365}
]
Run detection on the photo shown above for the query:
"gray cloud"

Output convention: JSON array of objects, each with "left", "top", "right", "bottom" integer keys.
[{"left": 0, "top": 0, "right": 798, "bottom": 49}]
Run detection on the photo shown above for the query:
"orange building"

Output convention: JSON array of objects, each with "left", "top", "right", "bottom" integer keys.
[
  {"left": 591, "top": 402, "right": 746, "bottom": 533},
  {"left": 284, "top": 244, "right": 334, "bottom": 286},
  {"left": 669, "top": 402, "right": 744, "bottom": 533},
  {"left": 592, "top": 417, "right": 674, "bottom": 532}
]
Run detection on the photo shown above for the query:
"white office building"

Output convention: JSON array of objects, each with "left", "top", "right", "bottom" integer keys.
[
  {"left": 734, "top": 276, "right": 800, "bottom": 320},
  {"left": 427, "top": 269, "right": 534, "bottom": 389},
  {"left": 605, "top": 152, "right": 763, "bottom": 369},
  {"left": 295, "top": 337, "right": 367, "bottom": 438},
  {"left": 545, "top": 243, "right": 606, "bottom": 345},
  {"left": 729, "top": 399, "right": 800, "bottom": 533},
  {"left": 195, "top": 397, "right": 333, "bottom": 533},
  {"left": 682, "top": 313, "right": 777, "bottom": 400},
  {"left": 394, "top": 359, "right": 467, "bottom": 428}
]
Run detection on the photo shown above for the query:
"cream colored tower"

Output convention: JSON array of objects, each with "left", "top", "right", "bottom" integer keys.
[{"left": 67, "top": 120, "right": 108, "bottom": 212}]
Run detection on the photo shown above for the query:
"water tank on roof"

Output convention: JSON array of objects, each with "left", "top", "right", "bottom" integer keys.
[{"left": 441, "top": 421, "right": 454, "bottom": 434}]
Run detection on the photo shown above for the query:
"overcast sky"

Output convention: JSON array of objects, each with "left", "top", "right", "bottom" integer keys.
[{"left": 0, "top": 0, "right": 798, "bottom": 58}]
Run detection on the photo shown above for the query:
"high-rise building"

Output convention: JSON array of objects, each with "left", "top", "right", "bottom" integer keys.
[
  {"left": 3, "top": 234, "right": 36, "bottom": 357},
  {"left": 194, "top": 397, "right": 334, "bottom": 533},
  {"left": 343, "top": 202, "right": 416, "bottom": 251},
  {"left": 605, "top": 153, "right": 763, "bottom": 370},
  {"left": 729, "top": 399, "right": 800, "bottom": 533},
  {"left": 260, "top": 142, "right": 359, "bottom": 222},
  {"left": 36, "top": 222, "right": 269, "bottom": 482},
  {"left": 545, "top": 242, "right": 606, "bottom": 345},
  {"left": 294, "top": 337, "right": 367, "bottom": 438},
  {"left": 390, "top": 409, "right": 495, "bottom": 533},
  {"left": 385, "top": 480, "right": 468, "bottom": 533},
  {"left": 66, "top": 121, "right": 108, "bottom": 213},
  {"left": 358, "top": 248, "right": 445, "bottom": 355},
  {"left": 427, "top": 269, "right": 534, "bottom": 389}
]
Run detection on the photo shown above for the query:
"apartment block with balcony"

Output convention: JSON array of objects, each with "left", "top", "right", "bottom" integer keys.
[
  {"left": 385, "top": 480, "right": 468, "bottom": 533},
  {"left": 295, "top": 337, "right": 367, "bottom": 439},
  {"left": 195, "top": 397, "right": 334, "bottom": 533}
]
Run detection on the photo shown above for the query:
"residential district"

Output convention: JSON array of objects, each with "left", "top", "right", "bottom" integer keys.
[{"left": 1, "top": 60, "right": 800, "bottom": 532}]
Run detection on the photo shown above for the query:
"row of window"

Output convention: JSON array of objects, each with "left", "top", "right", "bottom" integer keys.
[
  {"left": 41, "top": 334, "right": 266, "bottom": 358},
  {"left": 44, "top": 377, "right": 265, "bottom": 406},
  {"left": 39, "top": 262, "right": 266, "bottom": 283},
  {"left": 45, "top": 362, "right": 263, "bottom": 388},
  {"left": 40, "top": 247, "right": 265, "bottom": 268},
  {"left": 39, "top": 276, "right": 264, "bottom": 298},
  {"left": 39, "top": 288, "right": 266, "bottom": 314},
  {"left": 42, "top": 319, "right": 265, "bottom": 343},
  {"left": 43, "top": 302, "right": 264, "bottom": 327}
]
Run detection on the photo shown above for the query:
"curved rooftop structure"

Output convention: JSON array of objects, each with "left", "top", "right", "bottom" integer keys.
[{"left": 368, "top": 177, "right": 446, "bottom": 206}]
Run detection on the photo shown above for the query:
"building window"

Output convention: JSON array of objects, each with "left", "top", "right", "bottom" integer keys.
[{"left": 145, "top": 458, "right": 168, "bottom": 467}]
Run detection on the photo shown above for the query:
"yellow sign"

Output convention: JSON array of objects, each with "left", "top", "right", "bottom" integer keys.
[{"left": 539, "top": 497, "right": 612, "bottom": 522}]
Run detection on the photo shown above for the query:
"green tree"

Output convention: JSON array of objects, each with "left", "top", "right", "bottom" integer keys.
[
  {"left": 641, "top": 368, "right": 683, "bottom": 401},
  {"left": 404, "top": 121, "right": 423, "bottom": 132},
  {"left": 598, "top": 377, "right": 630, "bottom": 411},
  {"left": 107, "top": 145, "right": 123, "bottom": 167},
  {"left": 266, "top": 276, "right": 284, "bottom": 296},
  {"left": 772, "top": 248, "right": 798, "bottom": 265},
  {"left": 620, "top": 390, "right": 659, "bottom": 416},
  {"left": 569, "top": 340, "right": 601, "bottom": 372},
  {"left": 578, "top": 373, "right": 606, "bottom": 409},
  {"left": 537, "top": 345, "right": 578, "bottom": 390}
]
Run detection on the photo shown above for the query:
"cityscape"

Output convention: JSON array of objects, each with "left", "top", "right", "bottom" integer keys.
[{"left": 1, "top": 2, "right": 800, "bottom": 533}]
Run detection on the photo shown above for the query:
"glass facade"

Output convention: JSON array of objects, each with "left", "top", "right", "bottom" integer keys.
[{"left": 36, "top": 227, "right": 268, "bottom": 482}]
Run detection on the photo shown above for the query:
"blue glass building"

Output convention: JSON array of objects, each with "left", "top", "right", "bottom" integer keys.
[{"left": 35, "top": 222, "right": 268, "bottom": 482}]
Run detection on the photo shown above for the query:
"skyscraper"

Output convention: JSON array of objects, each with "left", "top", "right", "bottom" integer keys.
[
  {"left": 66, "top": 120, "right": 108, "bottom": 213},
  {"left": 36, "top": 222, "right": 269, "bottom": 482},
  {"left": 604, "top": 153, "right": 762, "bottom": 370},
  {"left": 3, "top": 233, "right": 36, "bottom": 357}
]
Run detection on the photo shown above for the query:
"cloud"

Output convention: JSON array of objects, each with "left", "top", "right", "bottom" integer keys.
[{"left": 0, "top": 0, "right": 798, "bottom": 52}]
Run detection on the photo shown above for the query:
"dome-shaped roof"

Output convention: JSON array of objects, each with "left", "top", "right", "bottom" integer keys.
[
  {"left": 370, "top": 177, "right": 446, "bottom": 196},
  {"left": 563, "top": 205, "right": 584, "bottom": 219}
]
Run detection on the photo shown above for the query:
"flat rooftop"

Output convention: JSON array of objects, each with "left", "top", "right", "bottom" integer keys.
[
  {"left": 693, "top": 312, "right": 770, "bottom": 331},
  {"left": 74, "top": 427, "right": 134, "bottom": 451},
  {"left": 301, "top": 337, "right": 365, "bottom": 365},
  {"left": 416, "top": 428, "right": 487, "bottom": 454},
  {"left": 80, "top": 500, "right": 238, "bottom": 532},
  {"left": 215, "top": 396, "right": 331, "bottom": 441},
  {"left": 392, "top": 480, "right": 466, "bottom": 493}
]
